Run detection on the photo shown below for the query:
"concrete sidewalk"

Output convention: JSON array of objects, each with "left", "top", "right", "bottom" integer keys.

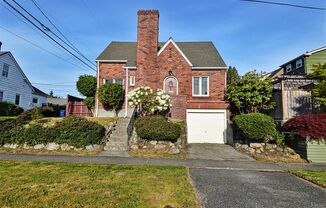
[{"left": 0, "top": 153, "right": 325, "bottom": 171}]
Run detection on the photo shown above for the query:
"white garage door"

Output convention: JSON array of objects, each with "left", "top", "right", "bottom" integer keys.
[{"left": 187, "top": 109, "right": 226, "bottom": 144}]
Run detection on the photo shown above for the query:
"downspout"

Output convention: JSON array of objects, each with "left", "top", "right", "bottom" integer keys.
[
  {"left": 124, "top": 67, "right": 129, "bottom": 117},
  {"left": 95, "top": 61, "right": 100, "bottom": 117}
]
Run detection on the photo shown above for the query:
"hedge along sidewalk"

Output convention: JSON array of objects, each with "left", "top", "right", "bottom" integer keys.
[{"left": 0, "top": 116, "right": 112, "bottom": 149}]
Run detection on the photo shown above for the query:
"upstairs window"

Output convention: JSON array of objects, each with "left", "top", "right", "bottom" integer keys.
[
  {"left": 104, "top": 78, "right": 124, "bottom": 86},
  {"left": 296, "top": 59, "right": 303, "bottom": 69},
  {"left": 15, "top": 94, "right": 20, "bottom": 105},
  {"left": 286, "top": 64, "right": 292, "bottom": 73},
  {"left": 193, "top": 76, "right": 209, "bottom": 96},
  {"left": 2, "top": 64, "right": 9, "bottom": 77},
  {"left": 0, "top": 91, "right": 3, "bottom": 102},
  {"left": 130, "top": 76, "right": 135, "bottom": 86}
]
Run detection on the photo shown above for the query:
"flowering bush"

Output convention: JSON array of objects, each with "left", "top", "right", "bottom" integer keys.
[
  {"left": 128, "top": 87, "right": 171, "bottom": 115},
  {"left": 283, "top": 114, "right": 326, "bottom": 140}
]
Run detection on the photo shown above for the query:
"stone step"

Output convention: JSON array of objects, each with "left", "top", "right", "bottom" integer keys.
[{"left": 104, "top": 145, "right": 128, "bottom": 151}]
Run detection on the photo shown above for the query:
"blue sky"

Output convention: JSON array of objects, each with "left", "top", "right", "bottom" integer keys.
[{"left": 1, "top": 0, "right": 325, "bottom": 97}]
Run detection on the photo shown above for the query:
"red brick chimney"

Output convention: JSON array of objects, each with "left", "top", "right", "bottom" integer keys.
[{"left": 136, "top": 10, "right": 159, "bottom": 89}]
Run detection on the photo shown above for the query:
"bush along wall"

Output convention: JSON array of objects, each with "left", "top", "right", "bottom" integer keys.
[
  {"left": 283, "top": 114, "right": 326, "bottom": 163},
  {"left": 129, "top": 115, "right": 182, "bottom": 154},
  {"left": 0, "top": 116, "right": 105, "bottom": 151},
  {"left": 233, "top": 113, "right": 284, "bottom": 145}
]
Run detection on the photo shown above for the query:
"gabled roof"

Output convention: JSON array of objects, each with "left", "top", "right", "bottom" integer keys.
[
  {"left": 280, "top": 46, "right": 326, "bottom": 67},
  {"left": 32, "top": 86, "right": 48, "bottom": 97},
  {"left": 96, "top": 40, "right": 227, "bottom": 68},
  {"left": 1, "top": 51, "right": 47, "bottom": 96}
]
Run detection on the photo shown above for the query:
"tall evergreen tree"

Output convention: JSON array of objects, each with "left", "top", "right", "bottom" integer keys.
[{"left": 227, "top": 66, "right": 239, "bottom": 85}]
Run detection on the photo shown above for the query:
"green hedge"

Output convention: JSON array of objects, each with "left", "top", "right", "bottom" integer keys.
[
  {"left": 0, "top": 116, "right": 105, "bottom": 148},
  {"left": 0, "top": 102, "right": 24, "bottom": 116},
  {"left": 233, "top": 113, "right": 284, "bottom": 145},
  {"left": 16, "top": 106, "right": 56, "bottom": 124},
  {"left": 135, "top": 115, "right": 181, "bottom": 143}
]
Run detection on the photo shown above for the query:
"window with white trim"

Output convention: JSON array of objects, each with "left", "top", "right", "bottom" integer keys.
[
  {"left": 104, "top": 79, "right": 124, "bottom": 86},
  {"left": 296, "top": 59, "right": 303, "bottom": 69},
  {"left": 286, "top": 64, "right": 292, "bottom": 73},
  {"left": 130, "top": 76, "right": 135, "bottom": 86},
  {"left": 2, "top": 63, "right": 9, "bottom": 77},
  {"left": 193, "top": 76, "right": 209, "bottom": 96},
  {"left": 32, "top": 97, "right": 38, "bottom": 104},
  {"left": 15, "top": 94, "right": 20, "bottom": 105},
  {"left": 0, "top": 91, "right": 3, "bottom": 102}
]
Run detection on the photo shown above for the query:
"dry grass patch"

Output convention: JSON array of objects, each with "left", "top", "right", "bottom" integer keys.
[
  {"left": 254, "top": 154, "right": 307, "bottom": 163},
  {"left": 129, "top": 149, "right": 187, "bottom": 159},
  {"left": 0, "top": 161, "right": 198, "bottom": 208},
  {"left": 0, "top": 147, "right": 100, "bottom": 156}
]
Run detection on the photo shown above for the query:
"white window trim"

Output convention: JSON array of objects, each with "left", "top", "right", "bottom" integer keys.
[
  {"left": 286, "top": 64, "right": 292, "bottom": 73},
  {"left": 163, "top": 76, "right": 179, "bottom": 95},
  {"left": 2, "top": 63, "right": 9, "bottom": 77},
  {"left": 296, "top": 59, "right": 303, "bottom": 69},
  {"left": 192, "top": 76, "right": 209, "bottom": 97},
  {"left": 129, "top": 76, "right": 135, "bottom": 86},
  {"left": 15, "top": 94, "right": 20, "bottom": 105}
]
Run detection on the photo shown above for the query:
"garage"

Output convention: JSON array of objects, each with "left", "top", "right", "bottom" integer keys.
[{"left": 186, "top": 109, "right": 227, "bottom": 144}]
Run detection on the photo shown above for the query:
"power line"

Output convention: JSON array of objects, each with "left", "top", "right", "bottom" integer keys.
[
  {"left": 2, "top": 0, "right": 96, "bottom": 71},
  {"left": 0, "top": 25, "right": 93, "bottom": 73},
  {"left": 240, "top": 0, "right": 326, "bottom": 11},
  {"left": 32, "top": 83, "right": 76, "bottom": 87},
  {"left": 29, "top": 0, "right": 96, "bottom": 67},
  {"left": 10, "top": 0, "right": 96, "bottom": 67}
]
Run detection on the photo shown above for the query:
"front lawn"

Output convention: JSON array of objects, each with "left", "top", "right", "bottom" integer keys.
[
  {"left": 289, "top": 170, "right": 326, "bottom": 188},
  {"left": 0, "top": 161, "right": 198, "bottom": 208}
]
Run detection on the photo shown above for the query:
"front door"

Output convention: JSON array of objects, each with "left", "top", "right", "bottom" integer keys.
[{"left": 164, "top": 76, "right": 178, "bottom": 95}]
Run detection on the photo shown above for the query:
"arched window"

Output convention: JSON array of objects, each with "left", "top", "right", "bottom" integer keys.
[{"left": 163, "top": 76, "right": 178, "bottom": 95}]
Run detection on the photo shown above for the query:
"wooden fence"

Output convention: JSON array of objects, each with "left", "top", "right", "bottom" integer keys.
[{"left": 65, "top": 95, "right": 92, "bottom": 117}]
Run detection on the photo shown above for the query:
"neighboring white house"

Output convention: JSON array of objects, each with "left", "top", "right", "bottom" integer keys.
[{"left": 0, "top": 51, "right": 47, "bottom": 110}]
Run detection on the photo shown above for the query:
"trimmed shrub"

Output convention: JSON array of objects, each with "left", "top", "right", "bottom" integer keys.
[
  {"left": 76, "top": 75, "right": 97, "bottom": 97},
  {"left": 233, "top": 113, "right": 283, "bottom": 145},
  {"left": 283, "top": 114, "right": 326, "bottom": 139},
  {"left": 53, "top": 116, "right": 105, "bottom": 147},
  {"left": 98, "top": 83, "right": 124, "bottom": 113},
  {"left": 17, "top": 106, "right": 55, "bottom": 124},
  {"left": 0, "top": 102, "right": 24, "bottom": 116},
  {"left": 0, "top": 116, "right": 105, "bottom": 147},
  {"left": 135, "top": 115, "right": 181, "bottom": 142}
]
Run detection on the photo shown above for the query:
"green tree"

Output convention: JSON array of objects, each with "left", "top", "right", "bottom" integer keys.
[
  {"left": 76, "top": 75, "right": 97, "bottom": 97},
  {"left": 98, "top": 83, "right": 124, "bottom": 115},
  {"left": 226, "top": 70, "right": 274, "bottom": 113},
  {"left": 309, "top": 63, "right": 326, "bottom": 108},
  {"left": 83, "top": 97, "right": 95, "bottom": 112},
  {"left": 227, "top": 66, "right": 239, "bottom": 85}
]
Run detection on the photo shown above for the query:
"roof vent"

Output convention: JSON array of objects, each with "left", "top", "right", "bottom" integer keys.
[{"left": 0, "top": 41, "right": 2, "bottom": 51}]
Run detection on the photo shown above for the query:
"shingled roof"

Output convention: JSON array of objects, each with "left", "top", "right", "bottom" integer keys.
[{"left": 96, "top": 41, "right": 226, "bottom": 68}]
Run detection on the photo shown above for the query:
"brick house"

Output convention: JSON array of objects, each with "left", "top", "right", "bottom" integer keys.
[{"left": 95, "top": 10, "right": 229, "bottom": 143}]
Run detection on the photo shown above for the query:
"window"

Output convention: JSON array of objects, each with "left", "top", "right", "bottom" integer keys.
[
  {"left": 193, "top": 76, "right": 209, "bottom": 96},
  {"left": 32, "top": 97, "right": 38, "bottom": 104},
  {"left": 2, "top": 64, "right": 9, "bottom": 77},
  {"left": 130, "top": 76, "right": 135, "bottom": 86},
  {"left": 115, "top": 79, "right": 123, "bottom": 85},
  {"left": 104, "top": 78, "right": 124, "bottom": 86},
  {"left": 0, "top": 91, "right": 3, "bottom": 102},
  {"left": 15, "top": 94, "right": 20, "bottom": 105},
  {"left": 286, "top": 64, "right": 292, "bottom": 73},
  {"left": 296, "top": 59, "right": 303, "bottom": 69}
]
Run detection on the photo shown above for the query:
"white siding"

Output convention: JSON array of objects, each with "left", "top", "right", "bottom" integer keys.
[
  {"left": 31, "top": 93, "right": 47, "bottom": 107},
  {"left": 0, "top": 53, "right": 34, "bottom": 109}
]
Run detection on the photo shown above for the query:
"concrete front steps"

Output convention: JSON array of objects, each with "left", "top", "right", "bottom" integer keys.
[{"left": 99, "top": 118, "right": 131, "bottom": 157}]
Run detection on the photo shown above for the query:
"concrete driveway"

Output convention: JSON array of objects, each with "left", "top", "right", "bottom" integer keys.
[
  {"left": 190, "top": 168, "right": 326, "bottom": 208},
  {"left": 187, "top": 144, "right": 253, "bottom": 161}
]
